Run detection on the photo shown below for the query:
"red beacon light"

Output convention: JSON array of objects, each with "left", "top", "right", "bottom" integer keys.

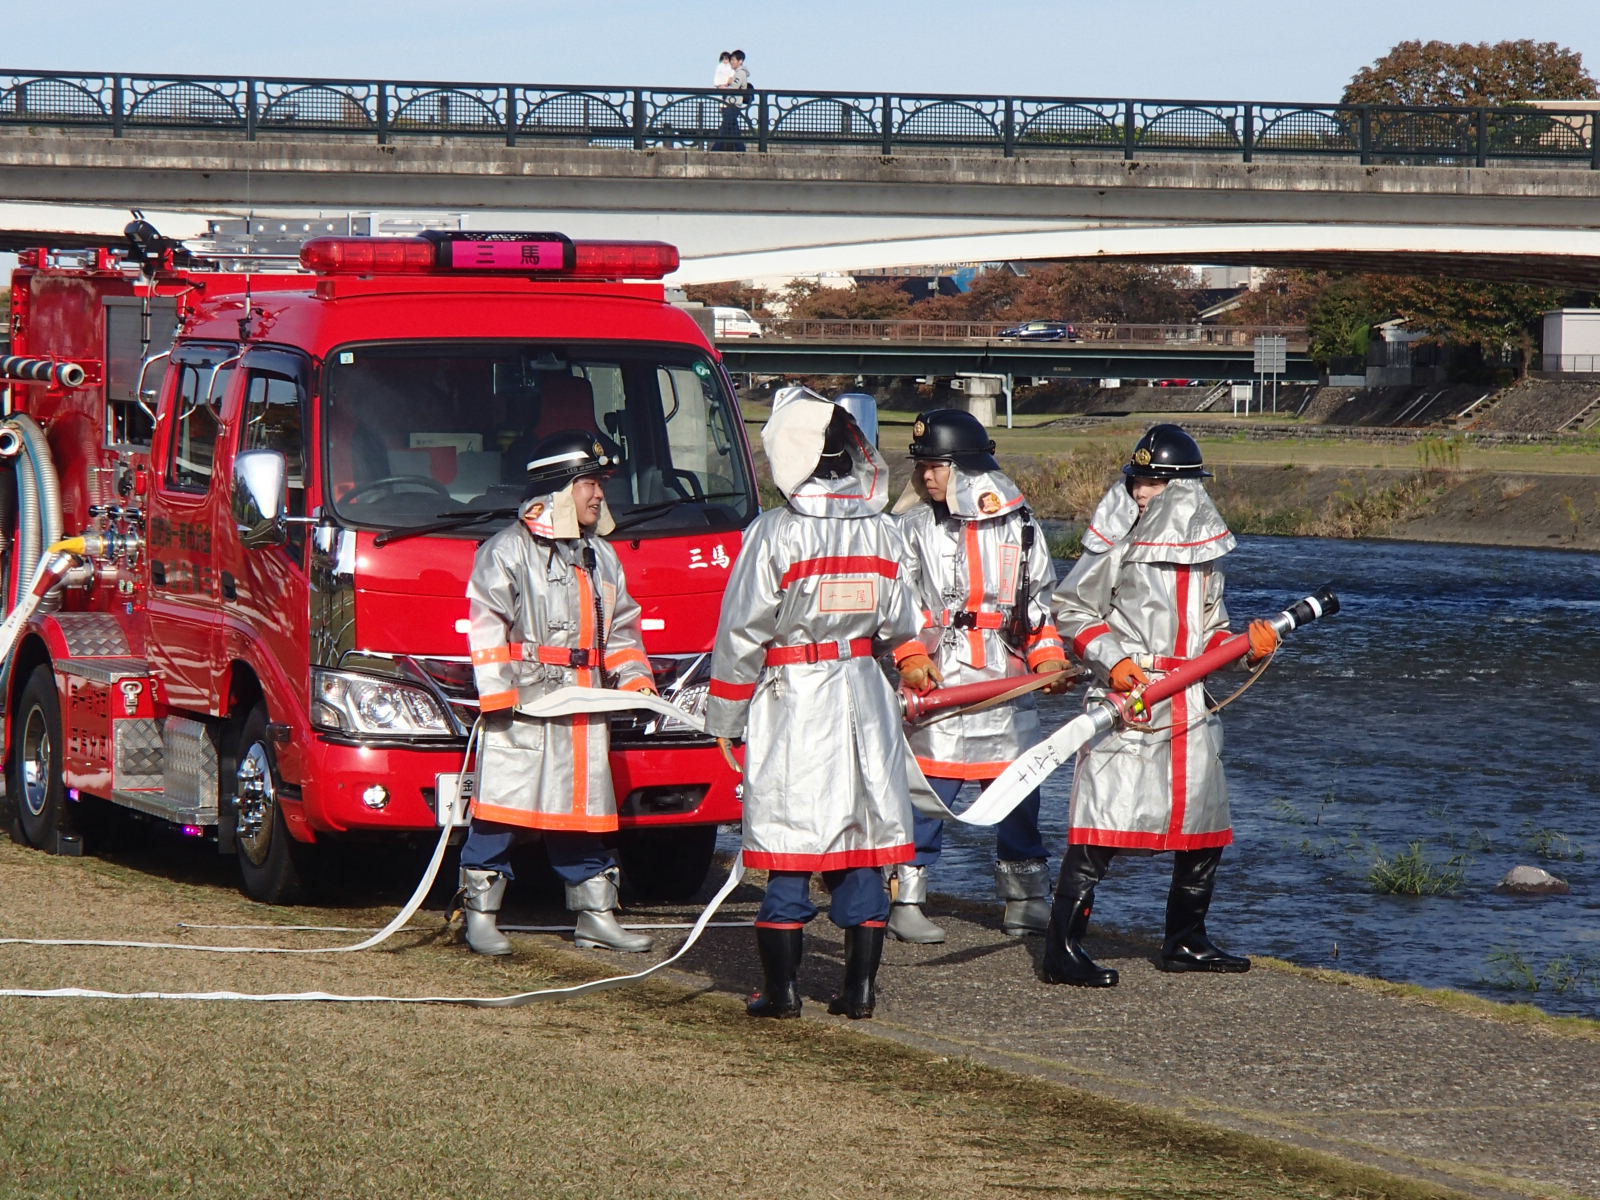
[{"left": 299, "top": 231, "right": 678, "bottom": 280}]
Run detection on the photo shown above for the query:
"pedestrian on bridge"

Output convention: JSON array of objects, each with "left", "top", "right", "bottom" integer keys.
[
  {"left": 890, "top": 408, "right": 1074, "bottom": 944},
  {"left": 712, "top": 49, "right": 749, "bottom": 152},
  {"left": 1045, "top": 423, "right": 1278, "bottom": 986}
]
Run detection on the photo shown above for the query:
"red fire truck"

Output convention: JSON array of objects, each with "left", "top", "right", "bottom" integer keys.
[{"left": 0, "top": 226, "right": 754, "bottom": 903}]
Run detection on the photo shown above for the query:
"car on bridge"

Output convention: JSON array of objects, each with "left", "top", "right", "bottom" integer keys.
[{"left": 999, "top": 320, "right": 1078, "bottom": 342}]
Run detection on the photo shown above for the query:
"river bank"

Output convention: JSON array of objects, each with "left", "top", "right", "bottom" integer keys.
[
  {"left": 1208, "top": 463, "right": 1600, "bottom": 553},
  {"left": 753, "top": 406, "right": 1600, "bottom": 554}
]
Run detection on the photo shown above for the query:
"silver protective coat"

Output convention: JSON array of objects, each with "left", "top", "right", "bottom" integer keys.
[
  {"left": 897, "top": 484, "right": 1065, "bottom": 779},
  {"left": 705, "top": 398, "right": 922, "bottom": 872},
  {"left": 1053, "top": 479, "right": 1238, "bottom": 851},
  {"left": 467, "top": 499, "right": 653, "bottom": 832}
]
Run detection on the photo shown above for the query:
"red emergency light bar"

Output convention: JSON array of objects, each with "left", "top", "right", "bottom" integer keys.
[{"left": 299, "top": 231, "right": 679, "bottom": 279}]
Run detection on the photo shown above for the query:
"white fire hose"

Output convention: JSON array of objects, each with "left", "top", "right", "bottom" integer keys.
[{"left": 0, "top": 687, "right": 750, "bottom": 1006}]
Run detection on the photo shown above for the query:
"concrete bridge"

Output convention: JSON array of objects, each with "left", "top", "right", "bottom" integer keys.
[
  {"left": 4, "top": 69, "right": 1600, "bottom": 285},
  {"left": 714, "top": 319, "right": 1314, "bottom": 381}
]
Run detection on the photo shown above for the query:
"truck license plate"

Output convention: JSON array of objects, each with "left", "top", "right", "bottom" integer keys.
[{"left": 435, "top": 772, "right": 477, "bottom": 827}]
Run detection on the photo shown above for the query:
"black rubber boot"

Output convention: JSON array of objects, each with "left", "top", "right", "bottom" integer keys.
[
  {"left": 747, "top": 926, "right": 805, "bottom": 1018},
  {"left": 1160, "top": 847, "right": 1250, "bottom": 973},
  {"left": 1040, "top": 844, "right": 1118, "bottom": 987},
  {"left": 827, "top": 923, "right": 885, "bottom": 1019}
]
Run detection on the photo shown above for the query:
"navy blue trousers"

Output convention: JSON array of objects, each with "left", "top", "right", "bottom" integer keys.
[
  {"left": 460, "top": 819, "right": 614, "bottom": 887},
  {"left": 912, "top": 775, "right": 1048, "bottom": 866},
  {"left": 756, "top": 866, "right": 890, "bottom": 928}
]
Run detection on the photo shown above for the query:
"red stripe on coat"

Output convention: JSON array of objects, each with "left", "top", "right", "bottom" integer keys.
[{"left": 778, "top": 555, "right": 900, "bottom": 589}]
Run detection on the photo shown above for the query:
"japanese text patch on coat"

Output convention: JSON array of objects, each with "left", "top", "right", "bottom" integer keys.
[{"left": 818, "top": 577, "right": 878, "bottom": 612}]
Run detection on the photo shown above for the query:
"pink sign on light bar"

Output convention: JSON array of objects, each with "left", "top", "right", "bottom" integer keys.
[{"left": 445, "top": 238, "right": 569, "bottom": 271}]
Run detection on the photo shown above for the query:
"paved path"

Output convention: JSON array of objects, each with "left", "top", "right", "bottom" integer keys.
[{"left": 639, "top": 884, "right": 1599, "bottom": 1200}]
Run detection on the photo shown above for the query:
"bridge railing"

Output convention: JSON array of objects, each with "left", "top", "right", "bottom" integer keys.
[
  {"left": 1, "top": 69, "right": 1596, "bottom": 168},
  {"left": 762, "top": 318, "right": 1307, "bottom": 349}
]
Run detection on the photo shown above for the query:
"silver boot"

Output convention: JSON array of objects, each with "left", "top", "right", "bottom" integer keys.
[
  {"left": 458, "top": 867, "right": 513, "bottom": 956},
  {"left": 996, "top": 858, "right": 1052, "bottom": 936},
  {"left": 567, "top": 866, "right": 654, "bottom": 953},
  {"left": 886, "top": 863, "right": 946, "bottom": 944}
]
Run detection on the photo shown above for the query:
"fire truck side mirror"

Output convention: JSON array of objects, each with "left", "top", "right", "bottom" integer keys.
[{"left": 233, "top": 449, "right": 289, "bottom": 548}]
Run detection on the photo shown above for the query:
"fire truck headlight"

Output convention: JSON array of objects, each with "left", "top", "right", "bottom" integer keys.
[{"left": 311, "top": 669, "right": 452, "bottom": 737}]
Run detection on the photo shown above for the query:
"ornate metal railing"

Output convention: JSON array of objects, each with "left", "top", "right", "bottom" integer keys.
[{"left": 0, "top": 69, "right": 1596, "bottom": 167}]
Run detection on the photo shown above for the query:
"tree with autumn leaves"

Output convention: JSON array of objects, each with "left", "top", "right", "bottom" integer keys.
[
  {"left": 1315, "top": 40, "right": 1596, "bottom": 375},
  {"left": 1343, "top": 39, "right": 1597, "bottom": 106}
]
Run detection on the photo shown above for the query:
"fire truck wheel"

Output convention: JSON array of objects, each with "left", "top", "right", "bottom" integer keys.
[
  {"left": 228, "top": 706, "right": 319, "bottom": 904},
  {"left": 7, "top": 665, "right": 70, "bottom": 852},
  {"left": 616, "top": 824, "right": 719, "bottom": 902}
]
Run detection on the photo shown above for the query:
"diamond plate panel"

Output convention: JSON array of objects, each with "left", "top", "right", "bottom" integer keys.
[
  {"left": 114, "top": 719, "right": 164, "bottom": 787},
  {"left": 56, "top": 613, "right": 133, "bottom": 657},
  {"left": 162, "top": 716, "right": 220, "bottom": 824}
]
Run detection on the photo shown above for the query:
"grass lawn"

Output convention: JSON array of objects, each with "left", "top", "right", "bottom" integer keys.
[{"left": 0, "top": 838, "right": 1475, "bottom": 1200}]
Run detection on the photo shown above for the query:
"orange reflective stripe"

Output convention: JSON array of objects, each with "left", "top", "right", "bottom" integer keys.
[
  {"left": 470, "top": 799, "right": 620, "bottom": 833},
  {"left": 605, "top": 647, "right": 651, "bottom": 673},
  {"left": 964, "top": 522, "right": 986, "bottom": 670},
  {"left": 619, "top": 676, "right": 655, "bottom": 694},
  {"left": 916, "top": 755, "right": 1007, "bottom": 781},
  {"left": 573, "top": 570, "right": 597, "bottom": 816},
  {"left": 478, "top": 688, "right": 518, "bottom": 712},
  {"left": 471, "top": 645, "right": 514, "bottom": 666}
]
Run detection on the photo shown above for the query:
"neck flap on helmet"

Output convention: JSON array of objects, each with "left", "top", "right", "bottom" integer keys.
[
  {"left": 1122, "top": 478, "right": 1234, "bottom": 564},
  {"left": 762, "top": 387, "right": 889, "bottom": 517},
  {"left": 892, "top": 462, "right": 1025, "bottom": 520},
  {"left": 518, "top": 480, "right": 615, "bottom": 540}
]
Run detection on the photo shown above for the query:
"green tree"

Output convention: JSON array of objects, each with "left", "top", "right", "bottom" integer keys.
[
  {"left": 1343, "top": 39, "right": 1598, "bottom": 106},
  {"left": 1373, "top": 274, "right": 1573, "bottom": 373},
  {"left": 1306, "top": 276, "right": 1390, "bottom": 367}
]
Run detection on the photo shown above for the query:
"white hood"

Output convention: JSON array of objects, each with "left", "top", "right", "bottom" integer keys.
[{"left": 762, "top": 386, "right": 890, "bottom": 517}]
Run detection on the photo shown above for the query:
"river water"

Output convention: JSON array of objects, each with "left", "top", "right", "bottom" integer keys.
[{"left": 929, "top": 536, "right": 1600, "bottom": 1018}]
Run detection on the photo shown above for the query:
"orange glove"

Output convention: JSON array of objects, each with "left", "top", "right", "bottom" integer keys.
[
  {"left": 1036, "top": 659, "right": 1078, "bottom": 694},
  {"left": 1246, "top": 619, "right": 1280, "bottom": 664},
  {"left": 1108, "top": 657, "right": 1150, "bottom": 693},
  {"left": 898, "top": 653, "right": 943, "bottom": 693}
]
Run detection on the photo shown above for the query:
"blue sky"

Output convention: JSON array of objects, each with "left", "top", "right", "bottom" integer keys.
[{"left": 9, "top": 0, "right": 1600, "bottom": 102}]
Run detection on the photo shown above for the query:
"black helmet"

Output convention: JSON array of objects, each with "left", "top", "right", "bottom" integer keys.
[
  {"left": 524, "top": 429, "right": 621, "bottom": 496},
  {"left": 907, "top": 408, "right": 998, "bottom": 472},
  {"left": 1123, "top": 423, "right": 1210, "bottom": 480}
]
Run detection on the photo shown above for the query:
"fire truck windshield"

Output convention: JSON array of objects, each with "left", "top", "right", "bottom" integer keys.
[{"left": 323, "top": 342, "right": 756, "bottom": 537}]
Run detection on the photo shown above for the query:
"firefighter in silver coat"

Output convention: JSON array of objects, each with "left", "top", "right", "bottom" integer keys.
[
  {"left": 705, "top": 387, "right": 938, "bottom": 1020},
  {"left": 1044, "top": 424, "right": 1279, "bottom": 987},
  {"left": 892, "top": 409, "right": 1073, "bottom": 943},
  {"left": 458, "top": 430, "right": 659, "bottom": 957}
]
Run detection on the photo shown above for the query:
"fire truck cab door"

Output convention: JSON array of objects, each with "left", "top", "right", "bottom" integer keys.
[
  {"left": 145, "top": 345, "right": 239, "bottom": 714},
  {"left": 219, "top": 348, "right": 312, "bottom": 716}
]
